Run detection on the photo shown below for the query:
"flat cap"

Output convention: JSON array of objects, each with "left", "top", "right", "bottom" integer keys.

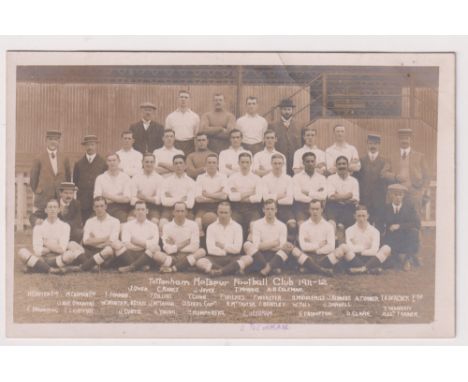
[
  {"left": 59, "top": 182, "right": 78, "bottom": 191},
  {"left": 367, "top": 133, "right": 381, "bottom": 142},
  {"left": 388, "top": 183, "right": 408, "bottom": 192},
  {"left": 139, "top": 102, "right": 157, "bottom": 110},
  {"left": 81, "top": 134, "right": 99, "bottom": 145},
  {"left": 398, "top": 128, "right": 413, "bottom": 136},
  {"left": 46, "top": 130, "right": 61, "bottom": 139}
]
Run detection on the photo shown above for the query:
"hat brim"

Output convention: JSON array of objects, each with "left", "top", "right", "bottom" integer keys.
[{"left": 81, "top": 140, "right": 99, "bottom": 145}]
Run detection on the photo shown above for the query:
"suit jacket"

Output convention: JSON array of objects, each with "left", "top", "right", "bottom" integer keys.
[
  {"left": 355, "top": 154, "right": 393, "bottom": 208},
  {"left": 73, "top": 154, "right": 107, "bottom": 212},
  {"left": 31, "top": 199, "right": 83, "bottom": 229},
  {"left": 129, "top": 120, "right": 164, "bottom": 154},
  {"left": 382, "top": 202, "right": 420, "bottom": 235},
  {"left": 269, "top": 119, "right": 302, "bottom": 174},
  {"left": 385, "top": 149, "right": 430, "bottom": 190},
  {"left": 30, "top": 152, "right": 71, "bottom": 210}
]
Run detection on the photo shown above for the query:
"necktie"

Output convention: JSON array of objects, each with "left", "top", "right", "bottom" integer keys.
[
  {"left": 50, "top": 152, "right": 56, "bottom": 159},
  {"left": 88, "top": 157, "right": 92, "bottom": 164},
  {"left": 402, "top": 151, "right": 407, "bottom": 160}
]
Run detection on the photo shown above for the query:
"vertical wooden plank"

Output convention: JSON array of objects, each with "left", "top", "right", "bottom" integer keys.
[{"left": 16, "top": 173, "right": 24, "bottom": 232}]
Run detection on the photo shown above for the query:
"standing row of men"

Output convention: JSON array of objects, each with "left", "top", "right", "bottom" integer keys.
[{"left": 23, "top": 93, "right": 430, "bottom": 275}]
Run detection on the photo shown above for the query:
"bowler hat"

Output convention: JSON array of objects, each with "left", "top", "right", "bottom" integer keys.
[
  {"left": 278, "top": 99, "right": 295, "bottom": 108},
  {"left": 46, "top": 130, "right": 61, "bottom": 139},
  {"left": 388, "top": 184, "right": 408, "bottom": 192},
  {"left": 59, "top": 182, "right": 78, "bottom": 191}
]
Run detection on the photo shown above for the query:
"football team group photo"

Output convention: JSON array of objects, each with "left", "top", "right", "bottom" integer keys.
[{"left": 11, "top": 61, "right": 439, "bottom": 324}]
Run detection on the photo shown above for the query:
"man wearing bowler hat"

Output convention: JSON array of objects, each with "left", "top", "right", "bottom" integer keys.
[
  {"left": 73, "top": 135, "right": 107, "bottom": 222},
  {"left": 269, "top": 98, "right": 302, "bottom": 175},
  {"left": 384, "top": 128, "right": 430, "bottom": 216},
  {"left": 129, "top": 102, "right": 165, "bottom": 154},
  {"left": 30, "top": 130, "right": 71, "bottom": 219}
]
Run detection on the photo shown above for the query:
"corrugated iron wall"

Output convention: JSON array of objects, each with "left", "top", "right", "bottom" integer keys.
[{"left": 15, "top": 82, "right": 437, "bottom": 176}]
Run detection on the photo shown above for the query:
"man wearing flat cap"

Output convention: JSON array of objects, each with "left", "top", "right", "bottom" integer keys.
[
  {"left": 30, "top": 130, "right": 71, "bottom": 220},
  {"left": 129, "top": 102, "right": 164, "bottom": 155},
  {"left": 72, "top": 135, "right": 107, "bottom": 222},
  {"left": 381, "top": 184, "right": 421, "bottom": 271},
  {"left": 384, "top": 128, "right": 430, "bottom": 216},
  {"left": 269, "top": 98, "right": 302, "bottom": 175},
  {"left": 354, "top": 133, "right": 393, "bottom": 232}
]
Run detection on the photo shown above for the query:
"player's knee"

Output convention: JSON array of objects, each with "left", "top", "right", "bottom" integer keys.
[
  {"left": 238, "top": 255, "right": 253, "bottom": 270},
  {"left": 194, "top": 248, "right": 206, "bottom": 258},
  {"left": 18, "top": 248, "right": 32, "bottom": 263},
  {"left": 195, "top": 258, "right": 212, "bottom": 273},
  {"left": 101, "top": 246, "right": 114, "bottom": 258},
  {"left": 147, "top": 241, "right": 161, "bottom": 254}
]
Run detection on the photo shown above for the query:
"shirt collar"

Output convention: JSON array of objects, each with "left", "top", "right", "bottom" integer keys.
[
  {"left": 392, "top": 203, "right": 402, "bottom": 210},
  {"left": 400, "top": 147, "right": 411, "bottom": 155},
  {"left": 368, "top": 151, "right": 379, "bottom": 160},
  {"left": 47, "top": 148, "right": 57, "bottom": 155},
  {"left": 86, "top": 153, "right": 96, "bottom": 161},
  {"left": 60, "top": 199, "right": 69, "bottom": 208}
]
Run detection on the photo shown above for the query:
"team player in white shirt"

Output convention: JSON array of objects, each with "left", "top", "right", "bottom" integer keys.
[
  {"left": 195, "top": 202, "right": 244, "bottom": 275},
  {"left": 292, "top": 126, "right": 326, "bottom": 175},
  {"left": 194, "top": 153, "right": 228, "bottom": 235},
  {"left": 93, "top": 153, "right": 132, "bottom": 223},
  {"left": 77, "top": 196, "right": 126, "bottom": 272},
  {"left": 116, "top": 131, "right": 143, "bottom": 178},
  {"left": 236, "top": 96, "right": 268, "bottom": 155},
  {"left": 153, "top": 129, "right": 185, "bottom": 178},
  {"left": 165, "top": 90, "right": 200, "bottom": 156},
  {"left": 218, "top": 129, "right": 252, "bottom": 176},
  {"left": 129, "top": 153, "right": 164, "bottom": 226},
  {"left": 261, "top": 154, "right": 296, "bottom": 240},
  {"left": 18, "top": 198, "right": 84, "bottom": 274},
  {"left": 252, "top": 129, "right": 287, "bottom": 177},
  {"left": 293, "top": 152, "right": 328, "bottom": 225},
  {"left": 224, "top": 152, "right": 262, "bottom": 237},
  {"left": 159, "top": 154, "right": 196, "bottom": 230},
  {"left": 325, "top": 125, "right": 361, "bottom": 174},
  {"left": 290, "top": 199, "right": 335, "bottom": 277},
  {"left": 326, "top": 155, "right": 360, "bottom": 232},
  {"left": 323, "top": 205, "right": 391, "bottom": 274}
]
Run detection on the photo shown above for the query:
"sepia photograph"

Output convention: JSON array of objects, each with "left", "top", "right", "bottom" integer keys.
[{"left": 4, "top": 51, "right": 455, "bottom": 338}]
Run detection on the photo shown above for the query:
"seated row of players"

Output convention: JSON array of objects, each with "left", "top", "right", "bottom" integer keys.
[{"left": 19, "top": 183, "right": 419, "bottom": 277}]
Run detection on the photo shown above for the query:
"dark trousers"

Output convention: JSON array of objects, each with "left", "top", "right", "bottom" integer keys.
[
  {"left": 175, "top": 140, "right": 195, "bottom": 156},
  {"left": 325, "top": 201, "right": 356, "bottom": 228}
]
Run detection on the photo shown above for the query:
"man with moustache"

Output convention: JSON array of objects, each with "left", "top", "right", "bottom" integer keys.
[
  {"left": 30, "top": 130, "right": 71, "bottom": 224},
  {"left": 129, "top": 102, "right": 164, "bottom": 154},
  {"left": 269, "top": 98, "right": 302, "bottom": 175},
  {"left": 199, "top": 93, "right": 236, "bottom": 154},
  {"left": 354, "top": 134, "right": 393, "bottom": 231},
  {"left": 72, "top": 135, "right": 107, "bottom": 222}
]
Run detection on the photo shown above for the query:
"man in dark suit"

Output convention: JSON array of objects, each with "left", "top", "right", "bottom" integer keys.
[
  {"left": 72, "top": 135, "right": 107, "bottom": 222},
  {"left": 30, "top": 130, "right": 71, "bottom": 218},
  {"left": 129, "top": 102, "right": 164, "bottom": 154},
  {"left": 354, "top": 134, "right": 393, "bottom": 232},
  {"left": 384, "top": 128, "right": 430, "bottom": 216},
  {"left": 269, "top": 98, "right": 302, "bottom": 175},
  {"left": 29, "top": 182, "right": 84, "bottom": 242},
  {"left": 381, "top": 184, "right": 421, "bottom": 271}
]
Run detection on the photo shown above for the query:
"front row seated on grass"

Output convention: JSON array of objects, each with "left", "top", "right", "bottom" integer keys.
[{"left": 18, "top": 183, "right": 420, "bottom": 276}]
